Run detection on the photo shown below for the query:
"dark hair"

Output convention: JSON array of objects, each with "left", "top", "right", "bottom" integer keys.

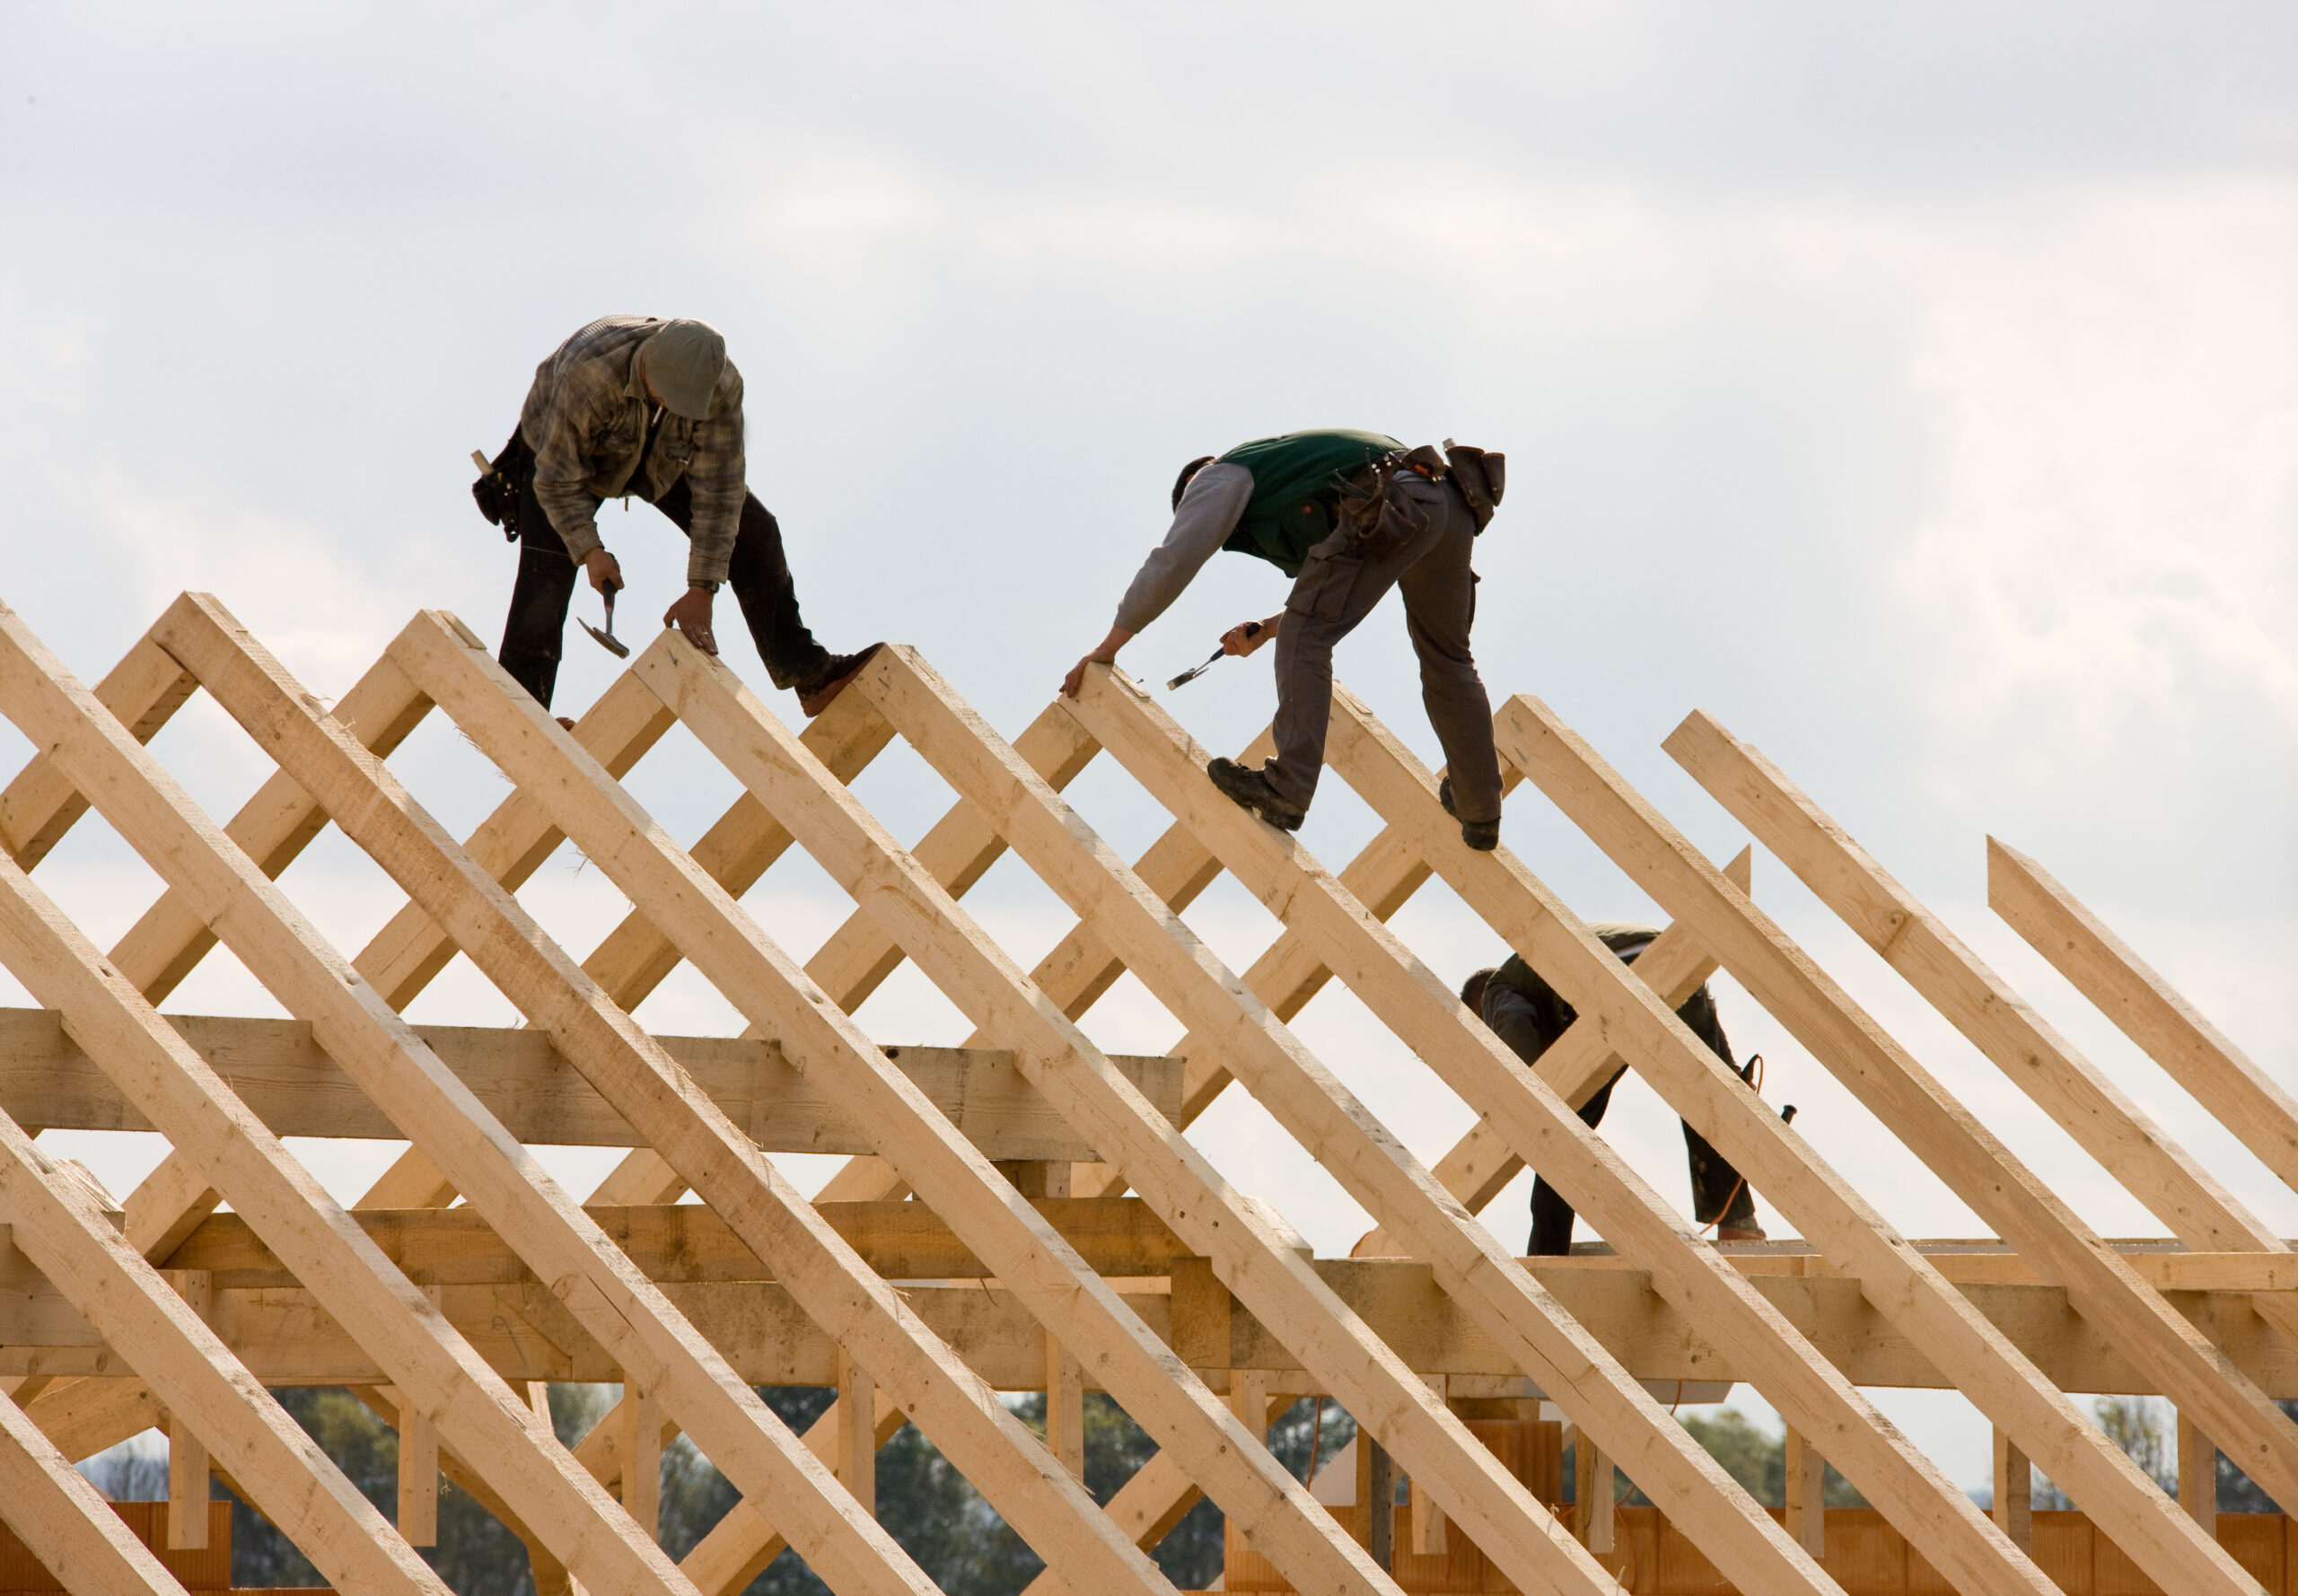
[
  {"left": 1459, "top": 967, "right": 1499, "bottom": 1020},
  {"left": 1171, "top": 455, "right": 1216, "bottom": 512}
]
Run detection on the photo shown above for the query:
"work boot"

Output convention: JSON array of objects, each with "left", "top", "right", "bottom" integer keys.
[
  {"left": 1715, "top": 1224, "right": 1767, "bottom": 1243},
  {"left": 797, "top": 643, "right": 885, "bottom": 717},
  {"left": 1439, "top": 775, "right": 1500, "bottom": 852},
  {"left": 1206, "top": 757, "right": 1305, "bottom": 832}
]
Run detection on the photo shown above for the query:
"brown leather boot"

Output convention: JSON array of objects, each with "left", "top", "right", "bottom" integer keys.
[{"left": 797, "top": 644, "right": 885, "bottom": 717}]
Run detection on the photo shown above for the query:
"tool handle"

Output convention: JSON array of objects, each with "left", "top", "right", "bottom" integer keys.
[{"left": 470, "top": 450, "right": 492, "bottom": 474}]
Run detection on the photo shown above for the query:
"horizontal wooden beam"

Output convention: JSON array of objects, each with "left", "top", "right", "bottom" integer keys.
[
  {"left": 0, "top": 1009, "right": 1180, "bottom": 1159},
  {"left": 36, "top": 1201, "right": 2272, "bottom": 1295},
  {"left": 145, "top": 1199, "right": 1189, "bottom": 1285},
  {"left": 4, "top": 1242, "right": 2290, "bottom": 1397}
]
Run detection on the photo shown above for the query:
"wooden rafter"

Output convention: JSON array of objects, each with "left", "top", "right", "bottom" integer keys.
[
  {"left": 855, "top": 647, "right": 1839, "bottom": 1596},
  {"left": 388, "top": 609, "right": 1412, "bottom": 1596},
  {"left": 1986, "top": 837, "right": 2298, "bottom": 1196},
  {"left": 158, "top": 591, "right": 1180, "bottom": 1596},
  {"left": 1492, "top": 690, "right": 2287, "bottom": 1593},
  {"left": 0, "top": 589, "right": 2285, "bottom": 1596},
  {"left": 0, "top": 1386, "right": 193, "bottom": 1596}
]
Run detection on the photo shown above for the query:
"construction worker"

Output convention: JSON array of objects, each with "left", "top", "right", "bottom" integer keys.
[
  {"left": 472, "top": 314, "right": 879, "bottom": 722},
  {"left": 1462, "top": 926, "right": 1767, "bottom": 1253},
  {"left": 1062, "top": 429, "right": 1506, "bottom": 848}
]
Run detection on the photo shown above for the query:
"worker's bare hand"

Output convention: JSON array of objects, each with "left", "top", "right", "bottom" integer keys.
[
  {"left": 1062, "top": 625, "right": 1134, "bottom": 698},
  {"left": 664, "top": 585, "right": 718, "bottom": 655},
  {"left": 582, "top": 548, "right": 623, "bottom": 596},
  {"left": 1221, "top": 614, "right": 1281, "bottom": 657},
  {"left": 1061, "top": 647, "right": 1113, "bottom": 699}
]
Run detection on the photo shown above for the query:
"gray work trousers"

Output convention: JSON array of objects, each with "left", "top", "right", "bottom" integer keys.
[{"left": 1264, "top": 473, "right": 1504, "bottom": 821}]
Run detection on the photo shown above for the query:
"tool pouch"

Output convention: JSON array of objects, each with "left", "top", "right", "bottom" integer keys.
[
  {"left": 471, "top": 430, "right": 532, "bottom": 542},
  {"left": 1332, "top": 451, "right": 1440, "bottom": 562},
  {"left": 1443, "top": 442, "right": 1505, "bottom": 532}
]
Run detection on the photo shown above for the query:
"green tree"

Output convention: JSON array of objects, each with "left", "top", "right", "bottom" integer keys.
[
  {"left": 219, "top": 1387, "right": 537, "bottom": 1592},
  {"left": 2030, "top": 1394, "right": 2294, "bottom": 1514}
]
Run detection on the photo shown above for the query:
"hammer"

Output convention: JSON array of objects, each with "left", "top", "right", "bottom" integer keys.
[
  {"left": 577, "top": 584, "right": 629, "bottom": 659},
  {"left": 1168, "top": 620, "right": 1260, "bottom": 689}
]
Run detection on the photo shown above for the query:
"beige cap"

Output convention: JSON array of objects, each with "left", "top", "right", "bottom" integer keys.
[{"left": 642, "top": 320, "right": 728, "bottom": 418}]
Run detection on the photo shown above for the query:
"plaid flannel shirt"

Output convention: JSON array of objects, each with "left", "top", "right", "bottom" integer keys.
[{"left": 519, "top": 315, "right": 748, "bottom": 585}]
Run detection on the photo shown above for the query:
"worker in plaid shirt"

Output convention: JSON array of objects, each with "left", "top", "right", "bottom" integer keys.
[{"left": 474, "top": 315, "right": 879, "bottom": 721}]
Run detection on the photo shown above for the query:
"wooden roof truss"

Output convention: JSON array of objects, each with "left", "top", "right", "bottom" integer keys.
[{"left": 0, "top": 591, "right": 2287, "bottom": 1596}]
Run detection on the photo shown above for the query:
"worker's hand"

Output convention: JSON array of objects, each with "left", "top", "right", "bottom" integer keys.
[
  {"left": 1062, "top": 646, "right": 1115, "bottom": 700},
  {"left": 664, "top": 585, "right": 718, "bottom": 655},
  {"left": 1221, "top": 614, "right": 1281, "bottom": 657},
  {"left": 1062, "top": 624, "right": 1134, "bottom": 698},
  {"left": 582, "top": 548, "right": 623, "bottom": 596}
]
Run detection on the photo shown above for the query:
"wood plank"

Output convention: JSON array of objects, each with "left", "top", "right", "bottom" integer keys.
[
  {"left": 624, "top": 1382, "right": 663, "bottom": 1539},
  {"left": 871, "top": 648, "right": 1838, "bottom": 1596},
  {"left": 23, "top": 1380, "right": 160, "bottom": 1463},
  {"left": 637, "top": 632, "right": 1646, "bottom": 1596},
  {"left": 1493, "top": 688, "right": 2283, "bottom": 1594},
  {"left": 0, "top": 1006, "right": 1180, "bottom": 1159},
  {"left": 107, "top": 653, "right": 434, "bottom": 1006},
  {"left": 767, "top": 705, "right": 1109, "bottom": 1209},
  {"left": 836, "top": 1350, "right": 877, "bottom": 1515},
  {"left": 165, "top": 595, "right": 1171, "bottom": 1596},
  {"left": 0, "top": 1097, "right": 451, "bottom": 1595},
  {"left": 162, "top": 1273, "right": 213, "bottom": 1550},
  {"left": 1079, "top": 663, "right": 2059, "bottom": 1596},
  {"left": 1993, "top": 1430, "right": 2031, "bottom": 1553},
  {"left": 153, "top": 1198, "right": 1190, "bottom": 1285},
  {"left": 2180, "top": 1409, "right": 2216, "bottom": 1534},
  {"left": 1573, "top": 1433, "right": 1611, "bottom": 1553},
  {"left": 104, "top": 661, "right": 690, "bottom": 1286},
  {"left": 501, "top": 686, "right": 899, "bottom": 1214},
  {"left": 0, "top": 1386, "right": 193, "bottom": 1596},
  {"left": 2, "top": 1248, "right": 2292, "bottom": 1396},
  {"left": 0, "top": 636, "right": 197, "bottom": 870},
  {"left": 0, "top": 598, "right": 940, "bottom": 1596},
  {"left": 396, "top": 614, "right": 1404, "bottom": 1596},
  {"left": 1666, "top": 713, "right": 2298, "bottom": 1326},
  {"left": 0, "top": 786, "right": 704, "bottom": 1593},
  {"left": 1785, "top": 1426, "right": 1825, "bottom": 1557},
  {"left": 393, "top": 1300, "right": 445, "bottom": 1546},
  {"left": 1987, "top": 837, "right": 2298, "bottom": 1196}
]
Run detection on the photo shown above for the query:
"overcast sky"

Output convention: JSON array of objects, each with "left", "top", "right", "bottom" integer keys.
[{"left": 3, "top": 2, "right": 2293, "bottom": 1497}]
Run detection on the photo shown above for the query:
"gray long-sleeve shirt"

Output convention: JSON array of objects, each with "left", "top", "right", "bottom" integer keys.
[{"left": 1111, "top": 463, "right": 1258, "bottom": 633}]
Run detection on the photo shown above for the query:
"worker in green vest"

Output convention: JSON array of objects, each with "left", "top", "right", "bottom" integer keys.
[{"left": 1062, "top": 429, "right": 1506, "bottom": 848}]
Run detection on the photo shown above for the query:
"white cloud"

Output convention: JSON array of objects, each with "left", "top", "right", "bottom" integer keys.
[{"left": 1897, "top": 180, "right": 2298, "bottom": 752}]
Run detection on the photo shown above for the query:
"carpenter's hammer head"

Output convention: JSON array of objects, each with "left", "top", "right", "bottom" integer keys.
[{"left": 578, "top": 588, "right": 630, "bottom": 658}]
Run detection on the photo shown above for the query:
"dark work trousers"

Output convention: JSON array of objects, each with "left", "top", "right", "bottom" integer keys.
[
  {"left": 1266, "top": 472, "right": 1503, "bottom": 821},
  {"left": 496, "top": 435, "right": 831, "bottom": 709},
  {"left": 1481, "top": 968, "right": 1760, "bottom": 1254}
]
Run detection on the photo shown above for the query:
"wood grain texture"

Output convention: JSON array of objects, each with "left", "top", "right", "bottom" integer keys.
[
  {"left": 1497, "top": 688, "right": 2281, "bottom": 1596},
  {"left": 880, "top": 649, "right": 1836, "bottom": 1596}
]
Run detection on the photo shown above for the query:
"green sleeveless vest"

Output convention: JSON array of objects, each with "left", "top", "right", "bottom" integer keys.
[{"left": 1216, "top": 429, "right": 1404, "bottom": 577}]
